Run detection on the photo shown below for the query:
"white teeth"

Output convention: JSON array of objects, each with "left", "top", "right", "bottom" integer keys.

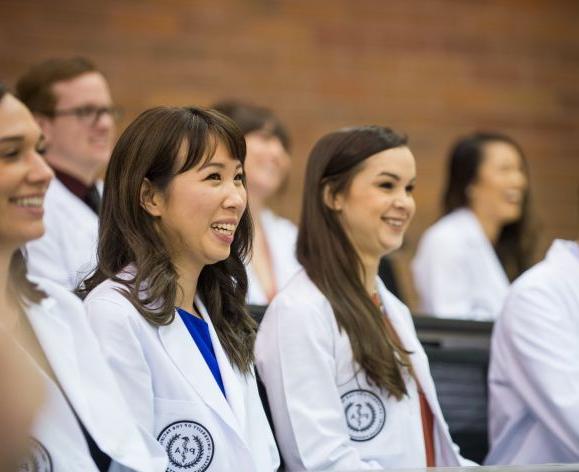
[
  {"left": 12, "top": 196, "right": 43, "bottom": 208},
  {"left": 211, "top": 223, "right": 235, "bottom": 235},
  {"left": 383, "top": 217, "right": 404, "bottom": 228},
  {"left": 504, "top": 190, "right": 522, "bottom": 204}
]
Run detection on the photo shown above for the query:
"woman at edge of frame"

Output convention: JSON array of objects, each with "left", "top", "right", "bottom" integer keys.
[
  {"left": 255, "top": 125, "right": 476, "bottom": 470},
  {"left": 0, "top": 86, "right": 167, "bottom": 471}
]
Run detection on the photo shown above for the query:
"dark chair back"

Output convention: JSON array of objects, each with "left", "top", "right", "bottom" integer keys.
[{"left": 413, "top": 316, "right": 493, "bottom": 464}]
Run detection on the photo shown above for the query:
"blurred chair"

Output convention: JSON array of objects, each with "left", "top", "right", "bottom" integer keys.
[{"left": 414, "top": 316, "right": 493, "bottom": 464}]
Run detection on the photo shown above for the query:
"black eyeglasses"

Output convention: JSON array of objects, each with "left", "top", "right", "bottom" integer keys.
[{"left": 50, "top": 105, "right": 123, "bottom": 126}]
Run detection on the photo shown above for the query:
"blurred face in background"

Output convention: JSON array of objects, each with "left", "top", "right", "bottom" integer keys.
[
  {"left": 468, "top": 141, "right": 527, "bottom": 227},
  {"left": 39, "top": 72, "right": 116, "bottom": 183},
  {"left": 0, "top": 94, "right": 53, "bottom": 250},
  {"left": 244, "top": 128, "right": 290, "bottom": 203}
]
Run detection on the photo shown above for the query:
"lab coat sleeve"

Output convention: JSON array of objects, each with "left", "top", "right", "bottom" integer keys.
[
  {"left": 84, "top": 296, "right": 156, "bottom": 437},
  {"left": 413, "top": 232, "right": 480, "bottom": 319},
  {"left": 26, "top": 227, "right": 74, "bottom": 290},
  {"left": 255, "top": 294, "right": 383, "bottom": 471},
  {"left": 498, "top": 283, "right": 579, "bottom": 456}
]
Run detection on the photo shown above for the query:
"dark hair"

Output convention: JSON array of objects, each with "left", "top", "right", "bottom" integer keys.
[
  {"left": 15, "top": 57, "right": 98, "bottom": 116},
  {"left": 211, "top": 100, "right": 290, "bottom": 152},
  {"left": 0, "top": 85, "right": 46, "bottom": 305},
  {"left": 81, "top": 106, "right": 256, "bottom": 372},
  {"left": 443, "top": 131, "right": 536, "bottom": 280},
  {"left": 297, "top": 125, "right": 413, "bottom": 399}
]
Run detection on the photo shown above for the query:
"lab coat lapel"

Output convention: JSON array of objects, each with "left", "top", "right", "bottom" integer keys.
[
  {"left": 464, "top": 209, "right": 509, "bottom": 287},
  {"left": 197, "top": 299, "right": 248, "bottom": 440},
  {"left": 25, "top": 297, "right": 92, "bottom": 424},
  {"left": 376, "top": 281, "right": 445, "bottom": 421},
  {"left": 158, "top": 308, "right": 243, "bottom": 438},
  {"left": 26, "top": 294, "right": 158, "bottom": 471}
]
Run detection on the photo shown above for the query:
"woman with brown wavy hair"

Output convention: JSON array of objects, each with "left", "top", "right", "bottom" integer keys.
[
  {"left": 255, "top": 126, "right": 473, "bottom": 470},
  {"left": 81, "top": 106, "right": 279, "bottom": 471}
]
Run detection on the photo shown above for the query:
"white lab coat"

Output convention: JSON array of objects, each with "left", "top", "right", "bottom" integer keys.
[
  {"left": 247, "top": 209, "right": 301, "bottom": 305},
  {"left": 22, "top": 275, "right": 167, "bottom": 472},
  {"left": 255, "top": 269, "right": 473, "bottom": 471},
  {"left": 412, "top": 208, "right": 509, "bottom": 320},
  {"left": 84, "top": 272, "right": 280, "bottom": 472},
  {"left": 26, "top": 178, "right": 98, "bottom": 290},
  {"left": 486, "top": 239, "right": 579, "bottom": 465}
]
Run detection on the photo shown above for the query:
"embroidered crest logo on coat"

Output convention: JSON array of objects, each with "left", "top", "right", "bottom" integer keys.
[
  {"left": 341, "top": 389, "right": 386, "bottom": 441},
  {"left": 158, "top": 421, "right": 214, "bottom": 472},
  {"left": 17, "top": 437, "right": 53, "bottom": 472}
]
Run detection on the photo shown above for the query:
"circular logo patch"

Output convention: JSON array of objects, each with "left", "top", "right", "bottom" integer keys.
[
  {"left": 17, "top": 437, "right": 53, "bottom": 472},
  {"left": 341, "top": 389, "right": 386, "bottom": 441},
  {"left": 157, "top": 421, "right": 214, "bottom": 472}
]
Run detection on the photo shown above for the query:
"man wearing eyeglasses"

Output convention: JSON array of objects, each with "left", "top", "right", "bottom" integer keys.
[{"left": 16, "top": 57, "right": 120, "bottom": 290}]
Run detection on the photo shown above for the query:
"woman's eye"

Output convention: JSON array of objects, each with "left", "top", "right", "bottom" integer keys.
[
  {"left": 380, "top": 182, "right": 394, "bottom": 190},
  {"left": 206, "top": 173, "right": 221, "bottom": 181},
  {"left": 0, "top": 148, "right": 20, "bottom": 159},
  {"left": 36, "top": 145, "right": 47, "bottom": 156},
  {"left": 234, "top": 173, "right": 245, "bottom": 182},
  {"left": 406, "top": 184, "right": 415, "bottom": 194}
]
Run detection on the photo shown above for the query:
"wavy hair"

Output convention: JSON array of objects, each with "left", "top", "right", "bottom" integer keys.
[
  {"left": 298, "top": 126, "right": 413, "bottom": 399},
  {"left": 81, "top": 106, "right": 255, "bottom": 372}
]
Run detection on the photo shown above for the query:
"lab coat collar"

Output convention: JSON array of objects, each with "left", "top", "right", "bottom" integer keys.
[
  {"left": 24, "top": 290, "right": 157, "bottom": 471},
  {"left": 375, "top": 278, "right": 456, "bottom": 449},
  {"left": 158, "top": 297, "right": 249, "bottom": 448},
  {"left": 456, "top": 208, "right": 509, "bottom": 285}
]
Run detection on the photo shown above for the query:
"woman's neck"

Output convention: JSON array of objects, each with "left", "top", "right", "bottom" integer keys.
[
  {"left": 173, "top": 259, "right": 201, "bottom": 314},
  {"left": 471, "top": 207, "right": 501, "bottom": 244},
  {"left": 361, "top": 256, "right": 380, "bottom": 297},
  {"left": 0, "top": 247, "right": 21, "bottom": 330}
]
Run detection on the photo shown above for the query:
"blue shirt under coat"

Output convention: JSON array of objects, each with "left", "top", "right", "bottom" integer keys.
[{"left": 177, "top": 307, "right": 226, "bottom": 397}]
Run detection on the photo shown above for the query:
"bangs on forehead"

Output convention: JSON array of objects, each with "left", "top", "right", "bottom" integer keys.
[{"left": 177, "top": 116, "right": 246, "bottom": 174}]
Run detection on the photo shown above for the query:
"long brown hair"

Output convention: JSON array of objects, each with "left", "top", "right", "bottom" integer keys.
[
  {"left": 297, "top": 126, "right": 413, "bottom": 399},
  {"left": 443, "top": 131, "right": 536, "bottom": 280},
  {"left": 81, "top": 106, "right": 256, "bottom": 373}
]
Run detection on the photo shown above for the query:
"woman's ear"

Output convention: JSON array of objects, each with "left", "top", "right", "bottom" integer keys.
[
  {"left": 140, "top": 178, "right": 163, "bottom": 217},
  {"left": 322, "top": 184, "right": 343, "bottom": 212}
]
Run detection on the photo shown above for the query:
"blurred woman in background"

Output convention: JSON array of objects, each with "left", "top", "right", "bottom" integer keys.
[
  {"left": 256, "top": 126, "right": 473, "bottom": 470},
  {"left": 0, "top": 85, "right": 165, "bottom": 471},
  {"left": 212, "top": 101, "right": 300, "bottom": 305},
  {"left": 412, "top": 132, "right": 535, "bottom": 320}
]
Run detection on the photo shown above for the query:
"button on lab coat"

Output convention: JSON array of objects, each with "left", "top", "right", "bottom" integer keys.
[
  {"left": 24, "top": 276, "right": 167, "bottom": 471},
  {"left": 247, "top": 209, "right": 301, "bottom": 305},
  {"left": 84, "top": 273, "right": 280, "bottom": 472},
  {"left": 412, "top": 208, "right": 509, "bottom": 320},
  {"left": 26, "top": 178, "right": 98, "bottom": 290},
  {"left": 486, "top": 240, "right": 579, "bottom": 465},
  {"left": 255, "top": 269, "right": 473, "bottom": 470}
]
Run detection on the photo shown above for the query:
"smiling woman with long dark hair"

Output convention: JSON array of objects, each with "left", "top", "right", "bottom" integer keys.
[
  {"left": 81, "top": 106, "right": 279, "bottom": 471},
  {"left": 255, "top": 126, "right": 473, "bottom": 470},
  {"left": 412, "top": 132, "right": 536, "bottom": 320}
]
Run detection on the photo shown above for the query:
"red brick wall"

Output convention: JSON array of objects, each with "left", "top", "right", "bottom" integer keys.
[{"left": 2, "top": 0, "right": 578, "bottom": 307}]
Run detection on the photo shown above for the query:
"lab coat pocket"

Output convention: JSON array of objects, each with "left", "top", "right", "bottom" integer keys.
[{"left": 153, "top": 397, "right": 216, "bottom": 472}]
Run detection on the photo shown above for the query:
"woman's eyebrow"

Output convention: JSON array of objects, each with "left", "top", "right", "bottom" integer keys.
[
  {"left": 0, "top": 136, "right": 24, "bottom": 144},
  {"left": 377, "top": 171, "right": 400, "bottom": 180}
]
